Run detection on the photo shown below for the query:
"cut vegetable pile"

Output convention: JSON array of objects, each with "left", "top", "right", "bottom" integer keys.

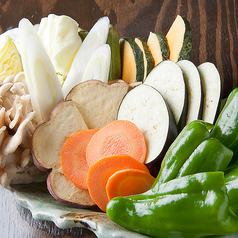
[{"left": 1, "top": 12, "right": 238, "bottom": 238}]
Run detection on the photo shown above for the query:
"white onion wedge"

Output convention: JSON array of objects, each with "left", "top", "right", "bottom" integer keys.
[
  {"left": 81, "top": 44, "right": 111, "bottom": 83},
  {"left": 62, "top": 16, "right": 110, "bottom": 97},
  {"left": 19, "top": 18, "right": 63, "bottom": 123}
]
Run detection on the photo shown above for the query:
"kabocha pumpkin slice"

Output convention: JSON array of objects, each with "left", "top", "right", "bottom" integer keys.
[
  {"left": 120, "top": 37, "right": 144, "bottom": 83},
  {"left": 87, "top": 154, "right": 150, "bottom": 212},
  {"left": 106, "top": 25, "right": 122, "bottom": 81},
  {"left": 147, "top": 32, "right": 169, "bottom": 66},
  {"left": 86, "top": 120, "right": 147, "bottom": 168},
  {"left": 66, "top": 79, "right": 129, "bottom": 129},
  {"left": 32, "top": 100, "right": 95, "bottom": 207},
  {"left": 135, "top": 37, "right": 154, "bottom": 80},
  {"left": 166, "top": 15, "right": 192, "bottom": 62}
]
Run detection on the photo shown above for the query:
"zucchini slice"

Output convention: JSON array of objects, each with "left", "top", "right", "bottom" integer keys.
[
  {"left": 147, "top": 32, "right": 169, "bottom": 66},
  {"left": 78, "top": 28, "right": 88, "bottom": 41},
  {"left": 117, "top": 84, "right": 178, "bottom": 177},
  {"left": 120, "top": 37, "right": 144, "bottom": 84},
  {"left": 197, "top": 62, "right": 221, "bottom": 124},
  {"left": 144, "top": 60, "right": 188, "bottom": 132},
  {"left": 106, "top": 25, "right": 121, "bottom": 81},
  {"left": 166, "top": 15, "right": 192, "bottom": 62},
  {"left": 177, "top": 60, "right": 203, "bottom": 125},
  {"left": 135, "top": 37, "right": 154, "bottom": 80}
]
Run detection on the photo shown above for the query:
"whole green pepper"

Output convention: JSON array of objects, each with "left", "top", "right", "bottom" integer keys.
[
  {"left": 152, "top": 120, "right": 211, "bottom": 188},
  {"left": 211, "top": 87, "right": 238, "bottom": 165},
  {"left": 106, "top": 172, "right": 238, "bottom": 238},
  {"left": 177, "top": 137, "right": 233, "bottom": 177},
  {"left": 225, "top": 163, "right": 238, "bottom": 216}
]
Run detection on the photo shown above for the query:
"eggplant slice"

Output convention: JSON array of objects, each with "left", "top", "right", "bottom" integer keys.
[
  {"left": 117, "top": 84, "right": 178, "bottom": 177},
  {"left": 144, "top": 60, "right": 188, "bottom": 132},
  {"left": 177, "top": 60, "right": 203, "bottom": 125},
  {"left": 197, "top": 62, "right": 221, "bottom": 124}
]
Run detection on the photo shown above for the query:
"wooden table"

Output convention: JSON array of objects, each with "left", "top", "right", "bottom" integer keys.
[{"left": 0, "top": 0, "right": 238, "bottom": 237}]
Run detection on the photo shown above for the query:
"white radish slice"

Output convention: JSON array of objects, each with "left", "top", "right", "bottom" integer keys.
[
  {"left": 117, "top": 84, "right": 178, "bottom": 177},
  {"left": 144, "top": 60, "right": 187, "bottom": 131},
  {"left": 81, "top": 44, "right": 111, "bottom": 83},
  {"left": 177, "top": 60, "right": 203, "bottom": 125},
  {"left": 197, "top": 62, "right": 221, "bottom": 124},
  {"left": 62, "top": 16, "right": 110, "bottom": 97}
]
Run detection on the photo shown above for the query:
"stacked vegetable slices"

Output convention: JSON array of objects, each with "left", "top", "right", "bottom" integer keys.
[{"left": 1, "top": 13, "right": 227, "bottom": 238}]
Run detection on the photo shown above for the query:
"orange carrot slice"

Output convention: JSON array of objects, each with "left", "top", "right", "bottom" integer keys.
[
  {"left": 87, "top": 154, "right": 150, "bottom": 212},
  {"left": 106, "top": 169, "right": 155, "bottom": 201},
  {"left": 61, "top": 129, "right": 99, "bottom": 190},
  {"left": 86, "top": 120, "right": 147, "bottom": 167}
]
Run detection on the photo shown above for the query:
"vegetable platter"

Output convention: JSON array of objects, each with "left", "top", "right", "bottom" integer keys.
[{"left": 1, "top": 1, "right": 238, "bottom": 238}]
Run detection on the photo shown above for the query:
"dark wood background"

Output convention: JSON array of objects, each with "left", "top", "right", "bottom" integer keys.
[{"left": 0, "top": 0, "right": 238, "bottom": 237}]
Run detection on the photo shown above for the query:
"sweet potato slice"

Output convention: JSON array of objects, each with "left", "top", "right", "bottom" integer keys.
[
  {"left": 32, "top": 100, "right": 95, "bottom": 207},
  {"left": 32, "top": 100, "right": 88, "bottom": 170},
  {"left": 48, "top": 164, "right": 95, "bottom": 208},
  {"left": 65, "top": 79, "right": 129, "bottom": 129}
]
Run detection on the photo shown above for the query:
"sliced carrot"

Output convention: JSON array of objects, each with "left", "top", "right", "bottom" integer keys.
[
  {"left": 61, "top": 129, "right": 99, "bottom": 190},
  {"left": 87, "top": 154, "right": 150, "bottom": 212},
  {"left": 86, "top": 120, "right": 147, "bottom": 167},
  {"left": 106, "top": 169, "right": 155, "bottom": 201}
]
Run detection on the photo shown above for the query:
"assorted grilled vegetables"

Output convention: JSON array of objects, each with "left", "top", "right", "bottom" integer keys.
[{"left": 2, "top": 13, "right": 237, "bottom": 238}]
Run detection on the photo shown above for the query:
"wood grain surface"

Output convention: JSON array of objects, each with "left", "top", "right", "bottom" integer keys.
[{"left": 0, "top": 0, "right": 238, "bottom": 237}]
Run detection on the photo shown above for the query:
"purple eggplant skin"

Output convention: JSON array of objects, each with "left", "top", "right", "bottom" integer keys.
[
  {"left": 46, "top": 170, "right": 97, "bottom": 209},
  {"left": 117, "top": 84, "right": 178, "bottom": 178},
  {"left": 146, "top": 102, "right": 178, "bottom": 177},
  {"left": 177, "top": 82, "right": 188, "bottom": 132}
]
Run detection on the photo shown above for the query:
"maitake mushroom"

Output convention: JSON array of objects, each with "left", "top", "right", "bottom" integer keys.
[{"left": 0, "top": 72, "right": 44, "bottom": 187}]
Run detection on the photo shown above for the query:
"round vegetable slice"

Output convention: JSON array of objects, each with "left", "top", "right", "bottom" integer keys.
[
  {"left": 87, "top": 154, "right": 150, "bottom": 212},
  {"left": 106, "top": 168, "right": 155, "bottom": 201},
  {"left": 86, "top": 120, "right": 147, "bottom": 167},
  {"left": 117, "top": 84, "right": 177, "bottom": 177},
  {"left": 61, "top": 129, "right": 99, "bottom": 190},
  {"left": 144, "top": 60, "right": 187, "bottom": 132}
]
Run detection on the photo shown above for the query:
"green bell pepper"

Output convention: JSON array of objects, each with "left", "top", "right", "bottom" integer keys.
[
  {"left": 225, "top": 163, "right": 238, "bottom": 216},
  {"left": 106, "top": 172, "right": 238, "bottom": 238},
  {"left": 152, "top": 120, "right": 211, "bottom": 188},
  {"left": 177, "top": 137, "right": 233, "bottom": 177},
  {"left": 211, "top": 87, "right": 238, "bottom": 165}
]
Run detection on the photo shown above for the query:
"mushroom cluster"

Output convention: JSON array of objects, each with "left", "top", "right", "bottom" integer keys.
[{"left": 0, "top": 72, "right": 44, "bottom": 187}]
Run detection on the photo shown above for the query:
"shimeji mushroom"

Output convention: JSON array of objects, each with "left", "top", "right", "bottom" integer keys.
[{"left": 0, "top": 72, "right": 43, "bottom": 187}]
